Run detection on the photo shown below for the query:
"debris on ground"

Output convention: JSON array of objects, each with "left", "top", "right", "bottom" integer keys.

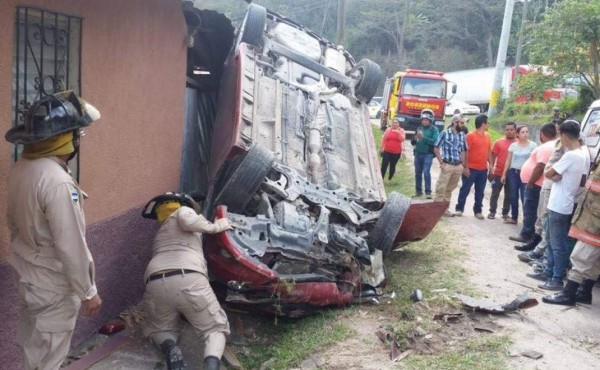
[
  {"left": 473, "top": 322, "right": 500, "bottom": 333},
  {"left": 119, "top": 305, "right": 146, "bottom": 328},
  {"left": 433, "top": 312, "right": 464, "bottom": 323},
  {"left": 455, "top": 292, "right": 538, "bottom": 314},
  {"left": 410, "top": 289, "right": 423, "bottom": 302},
  {"left": 99, "top": 319, "right": 127, "bottom": 335},
  {"left": 259, "top": 357, "right": 276, "bottom": 370},
  {"left": 223, "top": 345, "right": 243, "bottom": 369},
  {"left": 521, "top": 350, "right": 544, "bottom": 359}
]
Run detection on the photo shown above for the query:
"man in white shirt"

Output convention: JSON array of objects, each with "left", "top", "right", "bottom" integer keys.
[{"left": 538, "top": 120, "right": 590, "bottom": 291}]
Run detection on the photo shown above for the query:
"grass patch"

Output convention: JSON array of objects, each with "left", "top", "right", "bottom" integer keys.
[
  {"left": 237, "top": 312, "right": 352, "bottom": 369},
  {"left": 404, "top": 336, "right": 512, "bottom": 370}
]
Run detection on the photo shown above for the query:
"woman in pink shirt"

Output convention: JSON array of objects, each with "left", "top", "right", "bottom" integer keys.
[{"left": 381, "top": 118, "right": 406, "bottom": 180}]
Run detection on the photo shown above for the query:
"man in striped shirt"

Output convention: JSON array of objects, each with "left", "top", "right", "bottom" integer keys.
[{"left": 433, "top": 114, "right": 468, "bottom": 216}]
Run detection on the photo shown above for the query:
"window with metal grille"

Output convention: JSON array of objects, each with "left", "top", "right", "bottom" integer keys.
[{"left": 12, "top": 6, "right": 82, "bottom": 176}]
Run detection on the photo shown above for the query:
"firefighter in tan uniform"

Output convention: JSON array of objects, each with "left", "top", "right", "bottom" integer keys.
[
  {"left": 543, "top": 153, "right": 600, "bottom": 306},
  {"left": 141, "top": 193, "right": 232, "bottom": 370},
  {"left": 4, "top": 91, "right": 102, "bottom": 370}
]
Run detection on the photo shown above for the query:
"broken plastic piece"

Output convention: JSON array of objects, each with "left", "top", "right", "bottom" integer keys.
[
  {"left": 410, "top": 289, "right": 423, "bottom": 302},
  {"left": 98, "top": 319, "right": 126, "bottom": 335}
]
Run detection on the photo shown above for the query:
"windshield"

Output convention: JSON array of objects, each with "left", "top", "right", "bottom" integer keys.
[{"left": 401, "top": 77, "right": 446, "bottom": 99}]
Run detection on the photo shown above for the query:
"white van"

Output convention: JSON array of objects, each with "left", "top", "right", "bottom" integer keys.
[{"left": 581, "top": 99, "right": 600, "bottom": 163}]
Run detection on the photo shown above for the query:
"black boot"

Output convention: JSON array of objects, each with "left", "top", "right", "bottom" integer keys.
[
  {"left": 576, "top": 279, "right": 595, "bottom": 304},
  {"left": 160, "top": 339, "right": 187, "bottom": 370},
  {"left": 204, "top": 356, "right": 221, "bottom": 370},
  {"left": 514, "top": 233, "right": 542, "bottom": 251},
  {"left": 542, "top": 280, "right": 579, "bottom": 306}
]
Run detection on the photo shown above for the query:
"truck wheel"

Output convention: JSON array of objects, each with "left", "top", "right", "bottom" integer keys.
[
  {"left": 368, "top": 192, "right": 410, "bottom": 255},
  {"left": 352, "top": 59, "right": 383, "bottom": 104},
  {"left": 237, "top": 4, "right": 266, "bottom": 47},
  {"left": 214, "top": 145, "right": 274, "bottom": 214}
]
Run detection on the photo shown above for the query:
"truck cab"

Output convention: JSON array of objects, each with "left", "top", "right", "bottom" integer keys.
[{"left": 380, "top": 69, "right": 456, "bottom": 135}]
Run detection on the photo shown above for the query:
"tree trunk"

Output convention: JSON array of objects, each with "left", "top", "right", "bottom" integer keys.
[{"left": 590, "top": 37, "right": 600, "bottom": 98}]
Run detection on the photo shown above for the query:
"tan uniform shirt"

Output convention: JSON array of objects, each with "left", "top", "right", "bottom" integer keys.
[
  {"left": 144, "top": 207, "right": 230, "bottom": 281},
  {"left": 7, "top": 157, "right": 97, "bottom": 301}
]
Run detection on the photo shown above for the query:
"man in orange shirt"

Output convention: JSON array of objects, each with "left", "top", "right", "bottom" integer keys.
[
  {"left": 487, "top": 122, "right": 516, "bottom": 220},
  {"left": 455, "top": 114, "right": 493, "bottom": 219}
]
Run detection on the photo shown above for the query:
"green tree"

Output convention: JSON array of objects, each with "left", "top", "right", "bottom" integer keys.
[{"left": 527, "top": 0, "right": 600, "bottom": 98}]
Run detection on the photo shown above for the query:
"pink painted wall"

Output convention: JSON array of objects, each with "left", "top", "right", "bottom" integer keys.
[
  {"left": 0, "top": 0, "right": 188, "bottom": 366},
  {"left": 0, "top": 0, "right": 187, "bottom": 244}
]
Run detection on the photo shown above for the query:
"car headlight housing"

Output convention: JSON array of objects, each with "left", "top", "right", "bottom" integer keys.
[{"left": 397, "top": 116, "right": 406, "bottom": 122}]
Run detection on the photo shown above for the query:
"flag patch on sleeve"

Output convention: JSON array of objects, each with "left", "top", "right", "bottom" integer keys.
[{"left": 71, "top": 190, "right": 79, "bottom": 203}]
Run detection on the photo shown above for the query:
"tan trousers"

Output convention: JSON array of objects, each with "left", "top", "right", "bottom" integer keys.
[
  {"left": 434, "top": 163, "right": 463, "bottom": 202},
  {"left": 534, "top": 188, "right": 551, "bottom": 236},
  {"left": 17, "top": 283, "right": 80, "bottom": 370},
  {"left": 143, "top": 272, "right": 230, "bottom": 359},
  {"left": 568, "top": 241, "right": 600, "bottom": 283}
]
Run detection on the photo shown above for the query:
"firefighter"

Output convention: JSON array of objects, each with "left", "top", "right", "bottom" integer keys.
[
  {"left": 141, "top": 193, "right": 232, "bottom": 370},
  {"left": 5, "top": 91, "right": 102, "bottom": 370},
  {"left": 543, "top": 154, "right": 599, "bottom": 306}
]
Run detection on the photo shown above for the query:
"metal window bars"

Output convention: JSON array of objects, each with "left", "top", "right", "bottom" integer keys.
[{"left": 12, "top": 6, "right": 82, "bottom": 163}]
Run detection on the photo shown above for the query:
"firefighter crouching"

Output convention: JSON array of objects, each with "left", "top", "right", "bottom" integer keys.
[
  {"left": 141, "top": 193, "right": 232, "bottom": 370},
  {"left": 543, "top": 155, "right": 600, "bottom": 306},
  {"left": 5, "top": 91, "right": 102, "bottom": 370}
]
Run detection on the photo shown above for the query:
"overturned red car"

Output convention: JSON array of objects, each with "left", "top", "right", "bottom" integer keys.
[{"left": 201, "top": 4, "right": 446, "bottom": 316}]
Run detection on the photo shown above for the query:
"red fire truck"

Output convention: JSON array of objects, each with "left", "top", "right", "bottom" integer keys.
[{"left": 380, "top": 69, "right": 456, "bottom": 134}]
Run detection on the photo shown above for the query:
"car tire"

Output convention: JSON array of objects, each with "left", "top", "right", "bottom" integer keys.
[
  {"left": 237, "top": 4, "right": 266, "bottom": 47},
  {"left": 352, "top": 59, "right": 383, "bottom": 104},
  {"left": 214, "top": 145, "right": 275, "bottom": 214},
  {"left": 368, "top": 192, "right": 411, "bottom": 255}
]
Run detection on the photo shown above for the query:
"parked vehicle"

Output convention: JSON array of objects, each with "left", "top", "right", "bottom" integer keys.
[
  {"left": 202, "top": 4, "right": 447, "bottom": 316},
  {"left": 379, "top": 69, "right": 456, "bottom": 134},
  {"left": 369, "top": 100, "right": 382, "bottom": 118},
  {"left": 444, "top": 99, "right": 480, "bottom": 116},
  {"left": 581, "top": 99, "right": 600, "bottom": 163}
]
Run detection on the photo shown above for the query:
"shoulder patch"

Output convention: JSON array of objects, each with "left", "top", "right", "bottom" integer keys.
[{"left": 70, "top": 188, "right": 80, "bottom": 203}]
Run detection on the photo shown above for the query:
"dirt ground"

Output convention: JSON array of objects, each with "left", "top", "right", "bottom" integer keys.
[{"left": 308, "top": 143, "right": 600, "bottom": 370}]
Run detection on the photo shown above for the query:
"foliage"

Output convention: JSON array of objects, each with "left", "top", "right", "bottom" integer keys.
[
  {"left": 579, "top": 85, "right": 598, "bottom": 112},
  {"left": 512, "top": 71, "right": 560, "bottom": 101},
  {"left": 527, "top": 0, "right": 600, "bottom": 99},
  {"left": 559, "top": 97, "right": 580, "bottom": 115},
  {"left": 197, "top": 0, "right": 544, "bottom": 78}
]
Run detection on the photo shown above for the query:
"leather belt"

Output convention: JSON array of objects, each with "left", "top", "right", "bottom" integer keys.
[
  {"left": 443, "top": 159, "right": 462, "bottom": 165},
  {"left": 147, "top": 269, "right": 198, "bottom": 283}
]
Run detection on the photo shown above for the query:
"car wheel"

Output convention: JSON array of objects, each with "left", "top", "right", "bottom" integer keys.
[
  {"left": 214, "top": 145, "right": 275, "bottom": 214},
  {"left": 237, "top": 4, "right": 267, "bottom": 47},
  {"left": 352, "top": 59, "right": 383, "bottom": 104},
  {"left": 368, "top": 192, "right": 411, "bottom": 255}
]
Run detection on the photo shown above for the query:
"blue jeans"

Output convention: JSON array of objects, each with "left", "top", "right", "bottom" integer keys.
[
  {"left": 520, "top": 185, "right": 540, "bottom": 240},
  {"left": 455, "top": 168, "right": 487, "bottom": 214},
  {"left": 544, "top": 210, "right": 575, "bottom": 281},
  {"left": 507, "top": 169, "right": 525, "bottom": 221},
  {"left": 414, "top": 153, "right": 434, "bottom": 194}
]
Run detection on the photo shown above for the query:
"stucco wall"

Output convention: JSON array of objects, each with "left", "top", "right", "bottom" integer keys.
[{"left": 0, "top": 0, "right": 188, "bottom": 367}]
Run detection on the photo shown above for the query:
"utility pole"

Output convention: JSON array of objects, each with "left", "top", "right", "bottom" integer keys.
[
  {"left": 489, "top": 0, "right": 515, "bottom": 117},
  {"left": 513, "top": 0, "right": 529, "bottom": 84},
  {"left": 336, "top": 0, "right": 345, "bottom": 45}
]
